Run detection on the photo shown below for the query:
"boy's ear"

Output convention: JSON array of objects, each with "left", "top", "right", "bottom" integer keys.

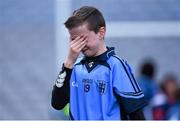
[{"left": 98, "top": 27, "right": 106, "bottom": 40}]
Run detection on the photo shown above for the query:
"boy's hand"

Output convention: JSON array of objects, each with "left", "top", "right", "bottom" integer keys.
[{"left": 64, "top": 35, "right": 88, "bottom": 69}]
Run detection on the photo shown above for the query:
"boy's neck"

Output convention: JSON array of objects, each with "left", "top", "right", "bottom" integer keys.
[{"left": 93, "top": 43, "right": 107, "bottom": 57}]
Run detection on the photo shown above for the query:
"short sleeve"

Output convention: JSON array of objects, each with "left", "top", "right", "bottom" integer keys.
[{"left": 112, "top": 59, "right": 147, "bottom": 114}]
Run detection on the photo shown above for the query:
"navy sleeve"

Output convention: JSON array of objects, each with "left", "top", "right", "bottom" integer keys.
[
  {"left": 113, "top": 59, "right": 147, "bottom": 114},
  {"left": 51, "top": 64, "right": 72, "bottom": 110},
  {"left": 129, "top": 109, "right": 146, "bottom": 120}
]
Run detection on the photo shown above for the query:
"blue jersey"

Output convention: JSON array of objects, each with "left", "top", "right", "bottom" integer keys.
[{"left": 69, "top": 47, "right": 146, "bottom": 120}]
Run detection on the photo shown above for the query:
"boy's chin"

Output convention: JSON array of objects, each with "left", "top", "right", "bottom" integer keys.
[
  {"left": 82, "top": 52, "right": 89, "bottom": 57},
  {"left": 82, "top": 51, "right": 92, "bottom": 57}
]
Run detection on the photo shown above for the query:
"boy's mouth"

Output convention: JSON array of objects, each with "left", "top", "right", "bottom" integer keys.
[{"left": 82, "top": 47, "right": 88, "bottom": 52}]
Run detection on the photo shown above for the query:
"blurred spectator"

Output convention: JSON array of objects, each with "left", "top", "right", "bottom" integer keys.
[
  {"left": 151, "top": 92, "right": 167, "bottom": 120},
  {"left": 138, "top": 59, "right": 159, "bottom": 119},
  {"left": 152, "top": 74, "right": 180, "bottom": 120},
  {"left": 166, "top": 87, "right": 180, "bottom": 120},
  {"left": 138, "top": 59, "right": 158, "bottom": 101},
  {"left": 161, "top": 74, "right": 178, "bottom": 105}
]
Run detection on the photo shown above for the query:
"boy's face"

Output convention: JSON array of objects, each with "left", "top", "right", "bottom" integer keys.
[{"left": 68, "top": 23, "right": 105, "bottom": 57}]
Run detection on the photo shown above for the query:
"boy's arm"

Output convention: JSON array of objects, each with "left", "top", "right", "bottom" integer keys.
[
  {"left": 51, "top": 64, "right": 72, "bottom": 110},
  {"left": 129, "top": 109, "right": 145, "bottom": 120},
  {"left": 51, "top": 35, "right": 88, "bottom": 110},
  {"left": 115, "top": 94, "right": 145, "bottom": 120},
  {"left": 113, "top": 59, "right": 147, "bottom": 120}
]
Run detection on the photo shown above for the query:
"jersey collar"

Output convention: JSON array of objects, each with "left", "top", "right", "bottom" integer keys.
[
  {"left": 80, "top": 47, "right": 115, "bottom": 73},
  {"left": 81, "top": 47, "right": 115, "bottom": 63}
]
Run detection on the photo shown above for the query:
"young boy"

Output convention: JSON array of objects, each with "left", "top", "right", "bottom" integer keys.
[{"left": 51, "top": 6, "right": 147, "bottom": 120}]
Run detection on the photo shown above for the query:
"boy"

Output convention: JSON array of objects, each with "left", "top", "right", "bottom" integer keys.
[{"left": 51, "top": 6, "right": 147, "bottom": 120}]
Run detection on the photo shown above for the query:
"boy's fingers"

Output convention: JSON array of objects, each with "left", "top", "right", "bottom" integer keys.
[
  {"left": 71, "top": 36, "right": 87, "bottom": 47},
  {"left": 76, "top": 38, "right": 87, "bottom": 51},
  {"left": 70, "top": 35, "right": 81, "bottom": 44},
  {"left": 71, "top": 40, "right": 86, "bottom": 52},
  {"left": 77, "top": 37, "right": 88, "bottom": 48},
  {"left": 79, "top": 42, "right": 87, "bottom": 51},
  {"left": 76, "top": 41, "right": 87, "bottom": 52},
  {"left": 70, "top": 35, "right": 84, "bottom": 45},
  {"left": 71, "top": 37, "right": 87, "bottom": 53},
  {"left": 71, "top": 34, "right": 84, "bottom": 40}
]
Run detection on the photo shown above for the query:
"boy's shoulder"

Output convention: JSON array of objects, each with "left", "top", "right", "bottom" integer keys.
[
  {"left": 108, "top": 55, "right": 125, "bottom": 65},
  {"left": 108, "top": 55, "right": 132, "bottom": 70}
]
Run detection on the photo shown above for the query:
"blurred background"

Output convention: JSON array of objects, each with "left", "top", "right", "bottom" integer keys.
[{"left": 0, "top": 0, "right": 179, "bottom": 120}]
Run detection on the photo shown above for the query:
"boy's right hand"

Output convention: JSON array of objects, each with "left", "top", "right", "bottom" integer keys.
[{"left": 64, "top": 35, "right": 88, "bottom": 69}]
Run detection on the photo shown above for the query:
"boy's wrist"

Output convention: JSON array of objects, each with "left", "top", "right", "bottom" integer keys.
[{"left": 64, "top": 59, "right": 74, "bottom": 69}]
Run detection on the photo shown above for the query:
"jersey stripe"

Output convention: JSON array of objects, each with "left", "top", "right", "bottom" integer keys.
[
  {"left": 69, "top": 110, "right": 74, "bottom": 120},
  {"left": 115, "top": 56, "right": 137, "bottom": 93},
  {"left": 113, "top": 56, "right": 140, "bottom": 93},
  {"left": 124, "top": 61, "right": 141, "bottom": 92}
]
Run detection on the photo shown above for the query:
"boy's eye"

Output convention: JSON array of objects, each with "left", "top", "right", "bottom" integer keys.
[
  {"left": 71, "top": 35, "right": 78, "bottom": 40},
  {"left": 71, "top": 37, "right": 75, "bottom": 41}
]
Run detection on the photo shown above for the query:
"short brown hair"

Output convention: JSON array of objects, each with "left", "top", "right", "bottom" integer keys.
[{"left": 64, "top": 6, "right": 105, "bottom": 33}]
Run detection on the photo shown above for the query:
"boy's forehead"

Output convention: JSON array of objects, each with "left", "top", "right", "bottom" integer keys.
[{"left": 69, "top": 23, "right": 90, "bottom": 37}]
